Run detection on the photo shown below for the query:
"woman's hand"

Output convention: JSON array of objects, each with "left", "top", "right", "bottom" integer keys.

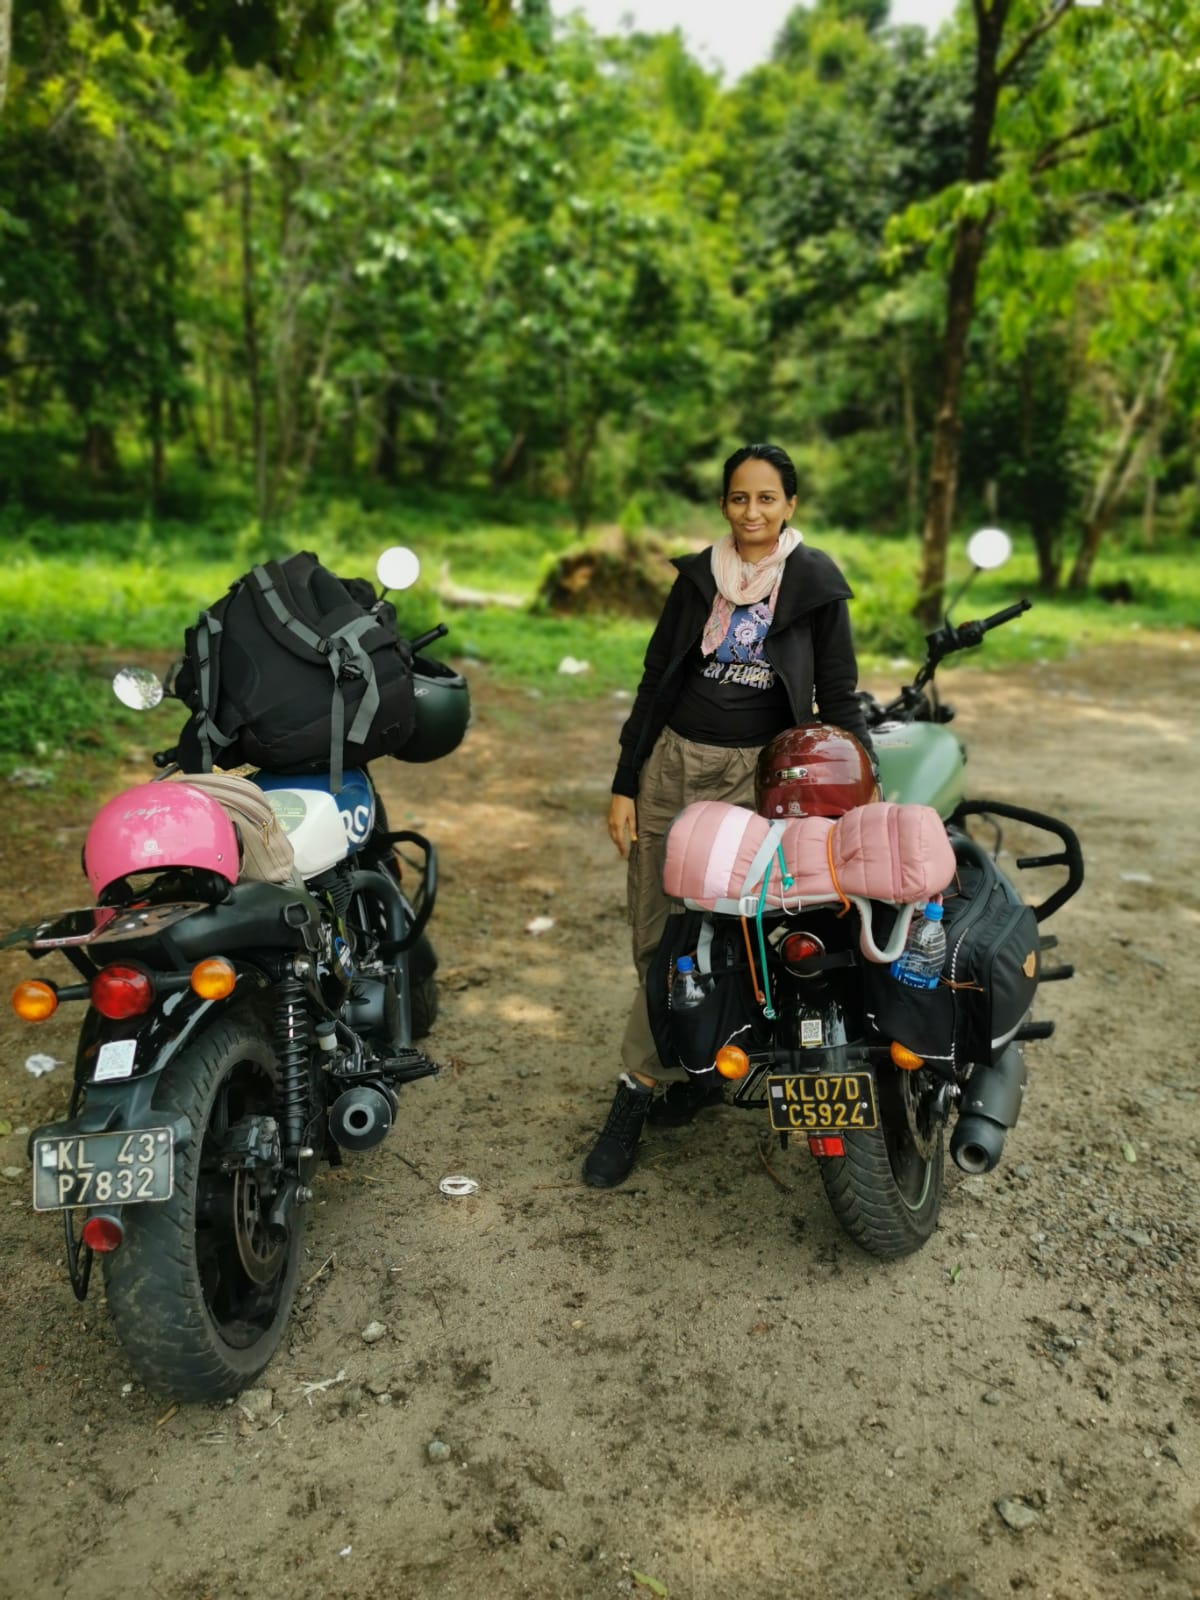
[{"left": 607, "top": 795, "right": 638, "bottom": 860}]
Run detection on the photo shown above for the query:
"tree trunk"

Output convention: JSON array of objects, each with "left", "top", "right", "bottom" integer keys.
[
  {"left": 375, "top": 382, "right": 401, "bottom": 482},
  {"left": 916, "top": 214, "right": 991, "bottom": 625},
  {"left": 0, "top": 0, "right": 11, "bottom": 119},
  {"left": 81, "top": 421, "right": 120, "bottom": 478},
  {"left": 220, "top": 348, "right": 236, "bottom": 454},
  {"left": 897, "top": 333, "right": 920, "bottom": 535},
  {"left": 1067, "top": 346, "right": 1174, "bottom": 593},
  {"left": 913, "top": 0, "right": 1010, "bottom": 626},
  {"left": 491, "top": 426, "right": 529, "bottom": 491},
  {"left": 1030, "top": 524, "right": 1060, "bottom": 593},
  {"left": 340, "top": 383, "right": 360, "bottom": 477},
  {"left": 148, "top": 390, "right": 165, "bottom": 503},
  {"left": 1141, "top": 445, "right": 1159, "bottom": 550},
  {"left": 240, "top": 161, "right": 268, "bottom": 521}
]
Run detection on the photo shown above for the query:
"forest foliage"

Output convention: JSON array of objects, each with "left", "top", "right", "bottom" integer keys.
[{"left": 1, "top": 0, "right": 1198, "bottom": 606}]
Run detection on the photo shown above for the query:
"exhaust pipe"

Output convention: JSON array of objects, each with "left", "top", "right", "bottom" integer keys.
[
  {"left": 950, "top": 1043, "right": 1027, "bottom": 1175},
  {"left": 329, "top": 1082, "right": 397, "bottom": 1151}
]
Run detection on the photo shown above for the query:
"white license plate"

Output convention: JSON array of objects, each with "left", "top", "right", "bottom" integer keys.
[{"left": 32, "top": 1128, "right": 174, "bottom": 1212}]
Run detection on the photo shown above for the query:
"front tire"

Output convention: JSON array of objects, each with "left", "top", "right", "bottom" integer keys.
[
  {"left": 102, "top": 1018, "right": 303, "bottom": 1401},
  {"left": 816, "top": 1064, "right": 944, "bottom": 1260}
]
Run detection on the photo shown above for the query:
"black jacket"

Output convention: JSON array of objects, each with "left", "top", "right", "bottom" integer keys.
[{"left": 612, "top": 544, "right": 873, "bottom": 798}]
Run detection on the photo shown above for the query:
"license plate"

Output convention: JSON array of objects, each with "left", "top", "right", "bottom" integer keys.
[
  {"left": 31, "top": 1128, "right": 174, "bottom": 1212},
  {"left": 766, "top": 1073, "right": 878, "bottom": 1133}
]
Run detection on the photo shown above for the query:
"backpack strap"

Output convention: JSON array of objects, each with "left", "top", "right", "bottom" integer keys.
[
  {"left": 193, "top": 613, "right": 236, "bottom": 773},
  {"left": 251, "top": 564, "right": 383, "bottom": 791},
  {"left": 738, "top": 820, "right": 788, "bottom": 902}
]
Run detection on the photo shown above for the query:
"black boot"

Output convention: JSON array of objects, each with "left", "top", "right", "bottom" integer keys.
[
  {"left": 647, "top": 1075, "right": 725, "bottom": 1128},
  {"left": 582, "top": 1074, "right": 653, "bottom": 1189}
]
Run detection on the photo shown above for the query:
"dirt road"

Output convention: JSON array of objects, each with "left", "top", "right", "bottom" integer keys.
[{"left": 0, "top": 637, "right": 1197, "bottom": 1600}]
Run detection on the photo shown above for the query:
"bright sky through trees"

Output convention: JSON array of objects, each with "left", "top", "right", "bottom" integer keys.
[{"left": 552, "top": 0, "right": 960, "bottom": 79}]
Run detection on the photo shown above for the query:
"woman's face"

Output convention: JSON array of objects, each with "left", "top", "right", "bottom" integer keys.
[{"left": 720, "top": 459, "right": 797, "bottom": 561}]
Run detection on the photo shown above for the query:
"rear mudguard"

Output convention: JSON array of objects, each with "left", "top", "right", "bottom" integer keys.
[
  {"left": 76, "top": 976, "right": 270, "bottom": 1087},
  {"left": 32, "top": 978, "right": 274, "bottom": 1155}
]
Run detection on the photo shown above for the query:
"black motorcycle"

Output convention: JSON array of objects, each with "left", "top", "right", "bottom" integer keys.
[{"left": 6, "top": 547, "right": 468, "bottom": 1399}]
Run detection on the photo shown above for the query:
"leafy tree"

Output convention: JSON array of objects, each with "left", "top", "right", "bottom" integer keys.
[
  {"left": 0, "top": 8, "right": 193, "bottom": 489},
  {"left": 892, "top": 0, "right": 1200, "bottom": 620}
]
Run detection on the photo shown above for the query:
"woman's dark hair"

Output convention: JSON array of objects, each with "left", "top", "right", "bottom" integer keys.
[{"left": 722, "top": 443, "right": 798, "bottom": 501}]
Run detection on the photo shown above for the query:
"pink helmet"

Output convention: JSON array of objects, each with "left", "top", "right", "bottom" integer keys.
[{"left": 84, "top": 781, "right": 239, "bottom": 899}]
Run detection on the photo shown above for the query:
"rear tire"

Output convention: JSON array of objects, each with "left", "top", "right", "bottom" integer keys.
[
  {"left": 817, "top": 1065, "right": 944, "bottom": 1260},
  {"left": 411, "top": 971, "right": 438, "bottom": 1039},
  {"left": 102, "top": 1018, "right": 303, "bottom": 1401}
]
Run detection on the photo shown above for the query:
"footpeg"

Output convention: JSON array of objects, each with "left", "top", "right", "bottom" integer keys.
[
  {"left": 1015, "top": 1019, "right": 1055, "bottom": 1041},
  {"left": 1039, "top": 962, "right": 1074, "bottom": 982},
  {"left": 377, "top": 1048, "right": 439, "bottom": 1084}
]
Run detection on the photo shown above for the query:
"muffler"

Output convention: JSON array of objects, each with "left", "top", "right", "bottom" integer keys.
[
  {"left": 328, "top": 1082, "right": 397, "bottom": 1151},
  {"left": 950, "top": 1042, "right": 1027, "bottom": 1175}
]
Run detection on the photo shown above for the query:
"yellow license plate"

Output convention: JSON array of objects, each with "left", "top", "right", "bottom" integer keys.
[
  {"left": 31, "top": 1129, "right": 174, "bottom": 1212},
  {"left": 766, "top": 1073, "right": 878, "bottom": 1133}
]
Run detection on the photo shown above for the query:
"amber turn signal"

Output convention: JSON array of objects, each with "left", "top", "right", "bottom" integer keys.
[
  {"left": 715, "top": 1045, "right": 751, "bottom": 1081},
  {"left": 890, "top": 1040, "right": 925, "bottom": 1071},
  {"left": 12, "top": 980, "right": 58, "bottom": 1022},
  {"left": 191, "top": 957, "right": 237, "bottom": 1000}
]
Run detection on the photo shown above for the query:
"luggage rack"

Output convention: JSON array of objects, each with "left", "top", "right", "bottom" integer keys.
[{"left": 949, "top": 799, "right": 1084, "bottom": 924}]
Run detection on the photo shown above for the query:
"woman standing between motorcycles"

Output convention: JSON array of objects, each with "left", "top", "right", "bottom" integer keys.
[{"left": 584, "top": 442, "right": 876, "bottom": 1188}]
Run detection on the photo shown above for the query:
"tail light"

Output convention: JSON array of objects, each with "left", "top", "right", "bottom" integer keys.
[
  {"left": 91, "top": 964, "right": 155, "bottom": 1020},
  {"left": 12, "top": 981, "right": 59, "bottom": 1022},
  {"left": 779, "top": 931, "right": 825, "bottom": 971},
  {"left": 81, "top": 1214, "right": 125, "bottom": 1253}
]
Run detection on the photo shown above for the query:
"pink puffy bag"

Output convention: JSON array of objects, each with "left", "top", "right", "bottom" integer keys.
[{"left": 662, "top": 799, "right": 957, "bottom": 964}]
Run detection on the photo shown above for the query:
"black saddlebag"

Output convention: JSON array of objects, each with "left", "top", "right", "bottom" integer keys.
[
  {"left": 864, "top": 832, "right": 1040, "bottom": 1069},
  {"left": 646, "top": 910, "right": 770, "bottom": 1076}
]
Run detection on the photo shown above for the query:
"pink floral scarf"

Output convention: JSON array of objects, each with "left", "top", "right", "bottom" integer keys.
[{"left": 700, "top": 527, "right": 803, "bottom": 657}]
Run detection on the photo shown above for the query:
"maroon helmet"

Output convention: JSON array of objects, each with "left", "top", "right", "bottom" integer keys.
[{"left": 755, "top": 722, "right": 878, "bottom": 819}]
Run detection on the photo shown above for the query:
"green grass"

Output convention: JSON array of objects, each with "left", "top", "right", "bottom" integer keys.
[{"left": 0, "top": 492, "right": 1195, "bottom": 772}]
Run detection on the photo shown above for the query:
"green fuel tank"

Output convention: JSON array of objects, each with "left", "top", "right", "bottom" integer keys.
[{"left": 873, "top": 721, "right": 966, "bottom": 819}]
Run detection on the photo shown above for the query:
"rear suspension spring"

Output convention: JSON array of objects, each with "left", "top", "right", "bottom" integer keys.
[{"left": 273, "top": 977, "right": 311, "bottom": 1156}]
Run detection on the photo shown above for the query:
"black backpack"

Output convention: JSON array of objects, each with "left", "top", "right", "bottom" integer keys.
[{"left": 166, "top": 551, "right": 416, "bottom": 787}]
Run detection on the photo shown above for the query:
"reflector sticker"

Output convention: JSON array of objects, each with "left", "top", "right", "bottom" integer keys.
[{"left": 94, "top": 1039, "right": 137, "bottom": 1081}]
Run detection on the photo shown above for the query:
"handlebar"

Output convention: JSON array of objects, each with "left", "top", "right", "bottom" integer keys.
[
  {"left": 952, "top": 598, "right": 1032, "bottom": 649},
  {"left": 410, "top": 623, "right": 449, "bottom": 655}
]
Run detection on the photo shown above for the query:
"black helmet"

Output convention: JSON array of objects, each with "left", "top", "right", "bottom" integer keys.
[{"left": 398, "top": 656, "right": 470, "bottom": 763}]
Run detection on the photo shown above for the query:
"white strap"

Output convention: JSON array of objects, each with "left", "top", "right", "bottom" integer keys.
[
  {"left": 738, "top": 820, "right": 788, "bottom": 901},
  {"left": 854, "top": 898, "right": 918, "bottom": 964}
]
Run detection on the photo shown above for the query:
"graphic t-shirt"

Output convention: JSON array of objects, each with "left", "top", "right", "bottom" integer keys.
[{"left": 668, "top": 601, "right": 793, "bottom": 747}]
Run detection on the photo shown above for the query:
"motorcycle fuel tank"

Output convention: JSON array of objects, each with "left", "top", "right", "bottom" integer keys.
[
  {"left": 255, "top": 769, "right": 375, "bottom": 851},
  {"left": 873, "top": 721, "right": 965, "bottom": 819}
]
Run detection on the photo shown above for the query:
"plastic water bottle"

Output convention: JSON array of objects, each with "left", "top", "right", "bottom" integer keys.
[
  {"left": 671, "top": 955, "right": 713, "bottom": 1010},
  {"left": 890, "top": 902, "right": 946, "bottom": 989}
]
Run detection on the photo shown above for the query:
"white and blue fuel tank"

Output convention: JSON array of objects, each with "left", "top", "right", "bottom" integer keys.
[{"left": 254, "top": 769, "right": 376, "bottom": 879}]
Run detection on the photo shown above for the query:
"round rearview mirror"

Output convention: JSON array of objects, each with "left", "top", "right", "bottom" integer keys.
[
  {"left": 376, "top": 546, "right": 421, "bottom": 592},
  {"left": 967, "top": 527, "right": 1012, "bottom": 571},
  {"left": 112, "top": 666, "right": 165, "bottom": 711}
]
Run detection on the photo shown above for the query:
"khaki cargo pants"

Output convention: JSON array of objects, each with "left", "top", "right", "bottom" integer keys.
[{"left": 619, "top": 726, "right": 763, "bottom": 1079}]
